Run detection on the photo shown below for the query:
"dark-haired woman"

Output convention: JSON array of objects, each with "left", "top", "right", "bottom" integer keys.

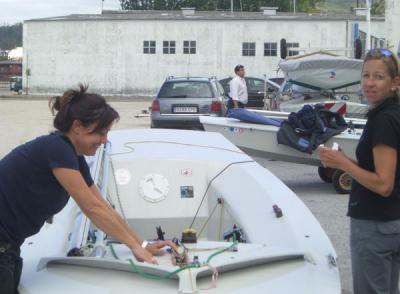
[
  {"left": 0, "top": 85, "right": 175, "bottom": 294},
  {"left": 319, "top": 49, "right": 400, "bottom": 294}
]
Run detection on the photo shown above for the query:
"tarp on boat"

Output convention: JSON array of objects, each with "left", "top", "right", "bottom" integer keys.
[{"left": 279, "top": 53, "right": 363, "bottom": 90}]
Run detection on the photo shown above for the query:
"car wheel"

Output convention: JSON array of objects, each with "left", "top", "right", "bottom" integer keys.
[{"left": 332, "top": 169, "right": 353, "bottom": 194}]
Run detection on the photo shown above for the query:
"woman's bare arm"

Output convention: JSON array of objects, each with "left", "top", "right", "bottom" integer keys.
[
  {"left": 89, "top": 185, "right": 177, "bottom": 255},
  {"left": 318, "top": 144, "right": 397, "bottom": 197},
  {"left": 52, "top": 167, "right": 156, "bottom": 263}
]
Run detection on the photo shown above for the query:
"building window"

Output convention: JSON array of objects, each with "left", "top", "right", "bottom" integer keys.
[
  {"left": 143, "top": 41, "right": 156, "bottom": 54},
  {"left": 287, "top": 42, "right": 299, "bottom": 56},
  {"left": 183, "top": 40, "right": 196, "bottom": 54},
  {"left": 264, "top": 42, "right": 277, "bottom": 56},
  {"left": 163, "top": 41, "right": 176, "bottom": 54},
  {"left": 242, "top": 42, "right": 256, "bottom": 56}
]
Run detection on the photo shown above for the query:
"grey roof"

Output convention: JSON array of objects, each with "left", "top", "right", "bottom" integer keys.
[
  {"left": 164, "top": 76, "right": 218, "bottom": 82},
  {"left": 24, "top": 9, "right": 385, "bottom": 23},
  {"left": 0, "top": 60, "right": 22, "bottom": 65}
]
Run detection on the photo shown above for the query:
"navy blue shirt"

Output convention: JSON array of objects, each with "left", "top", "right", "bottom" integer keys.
[
  {"left": 348, "top": 97, "right": 400, "bottom": 221},
  {"left": 0, "top": 132, "right": 93, "bottom": 246}
]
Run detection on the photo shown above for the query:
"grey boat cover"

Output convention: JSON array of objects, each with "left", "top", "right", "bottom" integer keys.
[{"left": 279, "top": 53, "right": 363, "bottom": 90}]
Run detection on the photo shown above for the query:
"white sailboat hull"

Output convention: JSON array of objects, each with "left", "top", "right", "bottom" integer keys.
[
  {"left": 20, "top": 129, "right": 341, "bottom": 293},
  {"left": 200, "top": 116, "right": 361, "bottom": 165}
]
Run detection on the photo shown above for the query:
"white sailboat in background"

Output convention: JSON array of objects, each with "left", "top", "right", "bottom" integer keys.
[
  {"left": 267, "top": 52, "right": 368, "bottom": 118},
  {"left": 200, "top": 113, "right": 360, "bottom": 194}
]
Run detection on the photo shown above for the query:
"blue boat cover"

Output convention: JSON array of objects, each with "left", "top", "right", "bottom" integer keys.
[{"left": 227, "top": 108, "right": 282, "bottom": 127}]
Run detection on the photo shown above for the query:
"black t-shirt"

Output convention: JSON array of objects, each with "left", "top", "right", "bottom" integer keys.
[
  {"left": 348, "top": 97, "right": 400, "bottom": 221},
  {"left": 0, "top": 132, "right": 93, "bottom": 246}
]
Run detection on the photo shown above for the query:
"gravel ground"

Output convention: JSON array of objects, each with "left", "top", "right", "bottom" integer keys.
[{"left": 0, "top": 91, "right": 352, "bottom": 293}]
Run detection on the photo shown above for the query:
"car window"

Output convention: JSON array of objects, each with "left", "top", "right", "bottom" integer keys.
[
  {"left": 215, "top": 81, "right": 225, "bottom": 96},
  {"left": 247, "top": 78, "right": 264, "bottom": 92},
  {"left": 269, "top": 77, "right": 284, "bottom": 86},
  {"left": 219, "top": 78, "right": 231, "bottom": 93},
  {"left": 158, "top": 81, "right": 213, "bottom": 98}
]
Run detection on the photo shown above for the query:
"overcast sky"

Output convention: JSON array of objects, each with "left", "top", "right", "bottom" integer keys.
[{"left": 0, "top": 0, "right": 121, "bottom": 25}]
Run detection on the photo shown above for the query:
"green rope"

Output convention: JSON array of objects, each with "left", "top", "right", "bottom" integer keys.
[
  {"left": 289, "top": 79, "right": 360, "bottom": 92},
  {"left": 108, "top": 242, "right": 120, "bottom": 260},
  {"left": 108, "top": 244, "right": 199, "bottom": 280},
  {"left": 206, "top": 241, "right": 238, "bottom": 264},
  {"left": 127, "top": 259, "right": 199, "bottom": 280},
  {"left": 107, "top": 242, "right": 238, "bottom": 280}
]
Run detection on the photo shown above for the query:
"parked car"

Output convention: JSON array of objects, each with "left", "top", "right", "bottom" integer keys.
[
  {"left": 219, "top": 76, "right": 281, "bottom": 108},
  {"left": 13, "top": 77, "right": 22, "bottom": 93},
  {"left": 150, "top": 77, "right": 228, "bottom": 130},
  {"left": 9, "top": 76, "right": 22, "bottom": 91}
]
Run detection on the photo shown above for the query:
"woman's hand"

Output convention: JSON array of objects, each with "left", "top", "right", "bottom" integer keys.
[
  {"left": 131, "top": 244, "right": 158, "bottom": 265},
  {"left": 317, "top": 145, "right": 349, "bottom": 170},
  {"left": 146, "top": 240, "right": 178, "bottom": 256}
]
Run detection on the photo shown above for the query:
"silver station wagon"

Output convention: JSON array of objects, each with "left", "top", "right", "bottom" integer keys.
[{"left": 150, "top": 77, "right": 228, "bottom": 130}]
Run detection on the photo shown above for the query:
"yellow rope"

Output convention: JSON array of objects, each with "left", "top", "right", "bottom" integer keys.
[
  {"left": 188, "top": 267, "right": 195, "bottom": 293},
  {"left": 218, "top": 201, "right": 224, "bottom": 241},
  {"left": 197, "top": 201, "right": 219, "bottom": 238}
]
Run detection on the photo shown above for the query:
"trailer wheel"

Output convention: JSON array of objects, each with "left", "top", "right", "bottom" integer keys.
[
  {"left": 332, "top": 169, "right": 353, "bottom": 194},
  {"left": 317, "top": 166, "right": 334, "bottom": 183}
]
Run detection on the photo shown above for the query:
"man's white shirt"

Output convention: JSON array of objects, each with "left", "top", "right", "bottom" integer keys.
[{"left": 229, "top": 75, "right": 248, "bottom": 105}]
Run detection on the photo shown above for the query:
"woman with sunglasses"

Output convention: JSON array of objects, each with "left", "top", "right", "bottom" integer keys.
[
  {"left": 0, "top": 85, "right": 176, "bottom": 294},
  {"left": 319, "top": 48, "right": 400, "bottom": 294}
]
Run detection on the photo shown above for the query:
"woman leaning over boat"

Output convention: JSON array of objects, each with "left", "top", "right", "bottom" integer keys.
[
  {"left": 0, "top": 85, "right": 176, "bottom": 294},
  {"left": 319, "top": 48, "right": 400, "bottom": 294}
]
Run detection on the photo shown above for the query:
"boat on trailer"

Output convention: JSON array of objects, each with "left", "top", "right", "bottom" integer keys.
[
  {"left": 20, "top": 129, "right": 340, "bottom": 293},
  {"left": 267, "top": 52, "right": 368, "bottom": 118},
  {"left": 200, "top": 115, "right": 362, "bottom": 194}
]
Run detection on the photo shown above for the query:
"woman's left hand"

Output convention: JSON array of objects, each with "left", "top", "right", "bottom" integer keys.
[
  {"left": 146, "top": 240, "right": 178, "bottom": 256},
  {"left": 318, "top": 145, "right": 348, "bottom": 170}
]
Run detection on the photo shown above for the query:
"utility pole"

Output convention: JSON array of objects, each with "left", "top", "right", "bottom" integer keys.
[
  {"left": 366, "top": 0, "right": 371, "bottom": 50},
  {"left": 293, "top": 0, "right": 296, "bottom": 14},
  {"left": 101, "top": 0, "right": 104, "bottom": 12}
]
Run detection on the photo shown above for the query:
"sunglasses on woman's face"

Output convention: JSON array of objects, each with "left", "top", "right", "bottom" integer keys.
[{"left": 366, "top": 48, "right": 393, "bottom": 58}]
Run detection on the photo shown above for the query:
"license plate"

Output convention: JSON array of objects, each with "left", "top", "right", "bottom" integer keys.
[{"left": 173, "top": 106, "right": 198, "bottom": 113}]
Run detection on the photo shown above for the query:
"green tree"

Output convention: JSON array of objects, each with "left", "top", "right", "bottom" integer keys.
[
  {"left": 120, "top": 0, "right": 322, "bottom": 12},
  {"left": 120, "top": 0, "right": 153, "bottom": 10},
  {"left": 0, "top": 23, "right": 22, "bottom": 50},
  {"left": 371, "top": 0, "right": 384, "bottom": 15}
]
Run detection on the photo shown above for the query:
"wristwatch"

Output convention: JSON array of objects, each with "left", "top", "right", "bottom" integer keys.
[{"left": 141, "top": 240, "right": 149, "bottom": 249}]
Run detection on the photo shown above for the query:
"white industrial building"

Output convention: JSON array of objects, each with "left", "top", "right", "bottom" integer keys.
[{"left": 22, "top": 6, "right": 393, "bottom": 96}]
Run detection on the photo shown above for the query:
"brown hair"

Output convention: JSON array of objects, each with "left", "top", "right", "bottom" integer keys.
[{"left": 49, "top": 84, "right": 119, "bottom": 133}]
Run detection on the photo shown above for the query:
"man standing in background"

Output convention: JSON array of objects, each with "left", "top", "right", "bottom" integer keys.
[{"left": 228, "top": 65, "right": 248, "bottom": 110}]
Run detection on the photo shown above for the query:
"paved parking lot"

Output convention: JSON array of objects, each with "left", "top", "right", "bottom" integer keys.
[{"left": 0, "top": 93, "right": 352, "bottom": 293}]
